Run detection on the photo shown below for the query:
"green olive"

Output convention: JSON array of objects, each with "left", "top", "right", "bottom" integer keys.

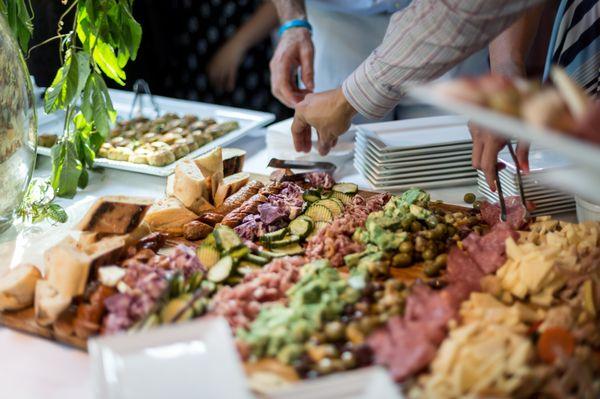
[
  {"left": 392, "top": 252, "right": 412, "bottom": 268},
  {"left": 399, "top": 241, "right": 413, "bottom": 253},
  {"left": 316, "top": 358, "right": 334, "bottom": 374},
  {"left": 434, "top": 253, "right": 448, "bottom": 268},
  {"left": 415, "top": 236, "right": 426, "bottom": 252},
  {"left": 424, "top": 260, "right": 443, "bottom": 277},
  {"left": 423, "top": 230, "right": 434, "bottom": 239},
  {"left": 411, "top": 221, "right": 422, "bottom": 232},
  {"left": 444, "top": 214, "right": 455, "bottom": 224},
  {"left": 447, "top": 226, "right": 457, "bottom": 237},
  {"left": 341, "top": 351, "right": 356, "bottom": 369},
  {"left": 473, "top": 200, "right": 482, "bottom": 210},
  {"left": 434, "top": 223, "right": 448, "bottom": 238},
  {"left": 463, "top": 192, "right": 476, "bottom": 204},
  {"left": 422, "top": 248, "right": 437, "bottom": 260},
  {"left": 324, "top": 321, "right": 345, "bottom": 341},
  {"left": 426, "top": 216, "right": 438, "bottom": 228},
  {"left": 359, "top": 316, "right": 378, "bottom": 334}
]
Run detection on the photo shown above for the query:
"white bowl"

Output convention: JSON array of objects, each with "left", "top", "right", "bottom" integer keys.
[{"left": 576, "top": 195, "right": 600, "bottom": 222}]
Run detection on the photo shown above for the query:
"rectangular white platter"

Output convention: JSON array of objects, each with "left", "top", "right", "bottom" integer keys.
[{"left": 36, "top": 89, "right": 275, "bottom": 176}]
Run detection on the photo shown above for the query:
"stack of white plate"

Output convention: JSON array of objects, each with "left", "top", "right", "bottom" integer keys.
[
  {"left": 354, "top": 116, "right": 477, "bottom": 190},
  {"left": 477, "top": 147, "right": 575, "bottom": 216}
]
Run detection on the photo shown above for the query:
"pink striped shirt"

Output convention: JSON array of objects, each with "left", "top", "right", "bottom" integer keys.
[{"left": 342, "top": 0, "right": 545, "bottom": 119}]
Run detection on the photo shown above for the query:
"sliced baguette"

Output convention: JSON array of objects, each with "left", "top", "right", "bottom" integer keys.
[
  {"left": 214, "top": 172, "right": 250, "bottom": 207},
  {"left": 173, "top": 160, "right": 214, "bottom": 213},
  {"left": 77, "top": 196, "right": 153, "bottom": 235},
  {"left": 0, "top": 264, "right": 42, "bottom": 311},
  {"left": 35, "top": 280, "right": 71, "bottom": 326},
  {"left": 44, "top": 238, "right": 92, "bottom": 298},
  {"left": 193, "top": 147, "right": 224, "bottom": 201},
  {"left": 144, "top": 197, "right": 198, "bottom": 236}
]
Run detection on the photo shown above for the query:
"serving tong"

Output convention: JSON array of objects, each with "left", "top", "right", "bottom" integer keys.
[
  {"left": 268, "top": 158, "right": 336, "bottom": 181},
  {"left": 494, "top": 142, "right": 529, "bottom": 222},
  {"left": 128, "top": 79, "right": 161, "bottom": 119}
]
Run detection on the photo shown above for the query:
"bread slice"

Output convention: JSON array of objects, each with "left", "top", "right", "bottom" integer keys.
[
  {"left": 0, "top": 264, "right": 42, "bottom": 311},
  {"left": 166, "top": 174, "right": 175, "bottom": 197},
  {"left": 173, "top": 160, "right": 214, "bottom": 213},
  {"left": 144, "top": 197, "right": 199, "bottom": 236},
  {"left": 44, "top": 238, "right": 92, "bottom": 298},
  {"left": 550, "top": 66, "right": 590, "bottom": 118},
  {"left": 193, "top": 147, "right": 224, "bottom": 201},
  {"left": 77, "top": 196, "right": 154, "bottom": 235},
  {"left": 214, "top": 172, "right": 250, "bottom": 207},
  {"left": 34, "top": 280, "right": 71, "bottom": 326}
]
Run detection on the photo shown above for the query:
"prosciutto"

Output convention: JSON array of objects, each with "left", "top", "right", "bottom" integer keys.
[{"left": 480, "top": 196, "right": 528, "bottom": 230}]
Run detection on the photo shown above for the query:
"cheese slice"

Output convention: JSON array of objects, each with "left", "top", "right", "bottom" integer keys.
[
  {"left": 144, "top": 197, "right": 198, "bottom": 236},
  {"left": 44, "top": 238, "right": 92, "bottom": 298},
  {"left": 214, "top": 172, "right": 250, "bottom": 207},
  {"left": 77, "top": 196, "right": 154, "bottom": 234},
  {"left": 193, "top": 147, "right": 224, "bottom": 200},
  {"left": 173, "top": 160, "right": 214, "bottom": 213},
  {"left": 34, "top": 280, "right": 71, "bottom": 327}
]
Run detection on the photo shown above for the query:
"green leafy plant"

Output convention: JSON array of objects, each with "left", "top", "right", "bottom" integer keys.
[
  {"left": 45, "top": 0, "right": 141, "bottom": 198},
  {"left": 16, "top": 178, "right": 68, "bottom": 224}
]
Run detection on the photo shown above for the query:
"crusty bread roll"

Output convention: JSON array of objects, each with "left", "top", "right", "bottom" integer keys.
[
  {"left": 34, "top": 280, "right": 71, "bottom": 327},
  {"left": 44, "top": 238, "right": 92, "bottom": 298},
  {"left": 0, "top": 264, "right": 42, "bottom": 311}
]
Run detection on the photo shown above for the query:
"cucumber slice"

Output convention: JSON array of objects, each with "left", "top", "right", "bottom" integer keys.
[
  {"left": 244, "top": 253, "right": 270, "bottom": 265},
  {"left": 197, "top": 244, "right": 221, "bottom": 268},
  {"left": 305, "top": 204, "right": 333, "bottom": 222},
  {"left": 161, "top": 295, "right": 194, "bottom": 323},
  {"left": 269, "top": 235, "right": 301, "bottom": 249},
  {"left": 237, "top": 262, "right": 262, "bottom": 276},
  {"left": 225, "top": 275, "right": 244, "bottom": 285},
  {"left": 289, "top": 218, "right": 313, "bottom": 238},
  {"left": 214, "top": 225, "right": 242, "bottom": 252},
  {"left": 320, "top": 191, "right": 333, "bottom": 199},
  {"left": 332, "top": 183, "right": 358, "bottom": 194},
  {"left": 331, "top": 191, "right": 354, "bottom": 205},
  {"left": 202, "top": 233, "right": 216, "bottom": 247},
  {"left": 228, "top": 246, "right": 250, "bottom": 260},
  {"left": 270, "top": 243, "right": 305, "bottom": 256},
  {"left": 328, "top": 197, "right": 344, "bottom": 210},
  {"left": 315, "top": 221, "right": 330, "bottom": 231},
  {"left": 315, "top": 199, "right": 343, "bottom": 217},
  {"left": 207, "top": 256, "right": 234, "bottom": 283},
  {"left": 302, "top": 189, "right": 321, "bottom": 203},
  {"left": 257, "top": 249, "right": 286, "bottom": 259},
  {"left": 259, "top": 227, "right": 288, "bottom": 243}
]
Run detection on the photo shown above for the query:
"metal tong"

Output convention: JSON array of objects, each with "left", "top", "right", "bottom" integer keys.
[
  {"left": 268, "top": 158, "right": 336, "bottom": 181},
  {"left": 494, "top": 142, "right": 529, "bottom": 222},
  {"left": 129, "top": 79, "right": 161, "bottom": 119}
]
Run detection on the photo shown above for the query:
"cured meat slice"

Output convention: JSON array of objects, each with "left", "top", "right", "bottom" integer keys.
[
  {"left": 462, "top": 222, "right": 518, "bottom": 274},
  {"left": 480, "top": 196, "right": 528, "bottom": 230},
  {"left": 447, "top": 247, "right": 484, "bottom": 291}
]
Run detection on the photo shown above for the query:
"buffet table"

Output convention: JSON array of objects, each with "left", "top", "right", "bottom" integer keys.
[{"left": 0, "top": 124, "right": 487, "bottom": 398}]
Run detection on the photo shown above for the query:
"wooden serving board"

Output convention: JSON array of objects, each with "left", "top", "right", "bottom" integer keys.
[{"left": 0, "top": 177, "right": 474, "bottom": 351}]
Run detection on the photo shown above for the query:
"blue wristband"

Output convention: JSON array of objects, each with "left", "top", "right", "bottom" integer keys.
[{"left": 278, "top": 19, "right": 312, "bottom": 37}]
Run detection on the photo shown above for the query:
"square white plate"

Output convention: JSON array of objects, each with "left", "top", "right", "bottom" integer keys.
[
  {"left": 356, "top": 152, "right": 475, "bottom": 178},
  {"left": 356, "top": 159, "right": 477, "bottom": 185},
  {"left": 356, "top": 115, "right": 471, "bottom": 151},
  {"left": 37, "top": 89, "right": 275, "bottom": 176},
  {"left": 89, "top": 316, "right": 252, "bottom": 399},
  {"left": 355, "top": 151, "right": 473, "bottom": 175},
  {"left": 355, "top": 136, "right": 473, "bottom": 161},
  {"left": 355, "top": 131, "right": 473, "bottom": 157}
]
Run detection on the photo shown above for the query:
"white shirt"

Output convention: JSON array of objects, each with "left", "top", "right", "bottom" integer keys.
[{"left": 307, "top": 0, "right": 411, "bottom": 15}]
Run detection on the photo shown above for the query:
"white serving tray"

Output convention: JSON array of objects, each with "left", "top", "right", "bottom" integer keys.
[{"left": 37, "top": 89, "right": 275, "bottom": 176}]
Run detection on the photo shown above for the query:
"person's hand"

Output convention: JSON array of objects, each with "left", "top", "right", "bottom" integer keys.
[
  {"left": 469, "top": 122, "right": 530, "bottom": 191},
  {"left": 292, "top": 88, "right": 357, "bottom": 155},
  {"left": 207, "top": 39, "right": 246, "bottom": 92},
  {"left": 269, "top": 28, "right": 314, "bottom": 108}
]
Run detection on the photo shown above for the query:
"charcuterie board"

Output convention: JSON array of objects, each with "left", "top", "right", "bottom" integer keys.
[{"left": 0, "top": 183, "right": 473, "bottom": 352}]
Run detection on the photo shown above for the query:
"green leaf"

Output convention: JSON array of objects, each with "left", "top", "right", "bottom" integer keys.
[
  {"left": 46, "top": 203, "right": 68, "bottom": 223},
  {"left": 93, "top": 41, "right": 126, "bottom": 85},
  {"left": 50, "top": 140, "right": 83, "bottom": 198},
  {"left": 78, "top": 168, "right": 89, "bottom": 189},
  {"left": 44, "top": 52, "right": 90, "bottom": 114},
  {"left": 81, "top": 72, "right": 116, "bottom": 139}
]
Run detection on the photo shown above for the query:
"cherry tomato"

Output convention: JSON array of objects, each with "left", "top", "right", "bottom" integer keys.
[{"left": 537, "top": 327, "right": 575, "bottom": 364}]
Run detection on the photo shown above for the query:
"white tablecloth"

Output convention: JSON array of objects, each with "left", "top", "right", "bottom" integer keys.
[{"left": 0, "top": 127, "right": 479, "bottom": 399}]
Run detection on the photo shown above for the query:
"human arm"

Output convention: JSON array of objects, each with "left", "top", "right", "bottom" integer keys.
[
  {"left": 208, "top": 1, "right": 279, "bottom": 92},
  {"left": 342, "top": 0, "right": 546, "bottom": 120},
  {"left": 269, "top": 0, "right": 314, "bottom": 108}
]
